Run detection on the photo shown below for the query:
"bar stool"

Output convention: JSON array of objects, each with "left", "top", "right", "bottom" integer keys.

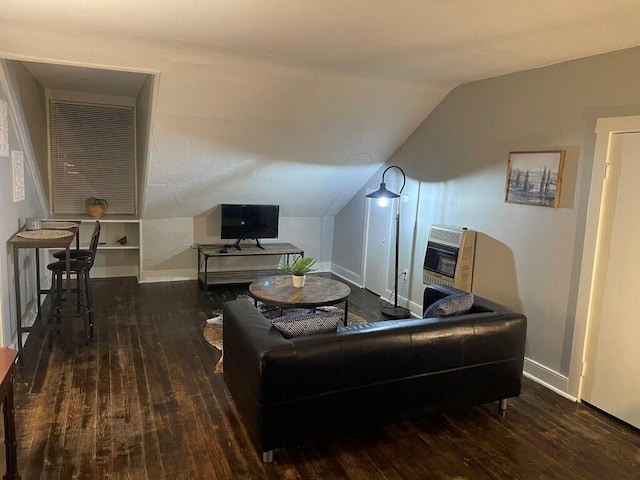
[
  {"left": 47, "top": 221, "right": 100, "bottom": 343},
  {"left": 50, "top": 221, "right": 101, "bottom": 316},
  {"left": 51, "top": 221, "right": 101, "bottom": 261}
]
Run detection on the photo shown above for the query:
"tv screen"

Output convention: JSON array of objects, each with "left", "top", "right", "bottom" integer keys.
[{"left": 220, "top": 204, "right": 279, "bottom": 240}]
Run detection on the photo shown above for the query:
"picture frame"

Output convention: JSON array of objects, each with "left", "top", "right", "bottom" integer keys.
[
  {"left": 12, "top": 150, "right": 25, "bottom": 202},
  {"left": 505, "top": 150, "right": 565, "bottom": 208}
]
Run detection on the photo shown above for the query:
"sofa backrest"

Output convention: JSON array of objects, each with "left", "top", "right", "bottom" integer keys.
[{"left": 258, "top": 308, "right": 526, "bottom": 404}]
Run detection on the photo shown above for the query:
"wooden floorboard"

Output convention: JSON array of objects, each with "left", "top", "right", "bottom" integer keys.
[{"left": 5, "top": 275, "right": 640, "bottom": 479}]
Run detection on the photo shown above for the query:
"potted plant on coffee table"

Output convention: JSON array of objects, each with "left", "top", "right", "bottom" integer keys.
[
  {"left": 279, "top": 255, "right": 317, "bottom": 288},
  {"left": 85, "top": 197, "right": 108, "bottom": 218}
]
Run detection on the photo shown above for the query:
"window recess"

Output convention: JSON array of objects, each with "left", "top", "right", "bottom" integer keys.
[{"left": 49, "top": 100, "right": 136, "bottom": 215}]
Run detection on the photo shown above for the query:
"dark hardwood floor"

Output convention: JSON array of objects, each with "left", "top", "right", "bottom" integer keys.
[{"left": 9, "top": 275, "right": 640, "bottom": 479}]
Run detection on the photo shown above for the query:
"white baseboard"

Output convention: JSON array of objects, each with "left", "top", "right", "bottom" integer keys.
[
  {"left": 523, "top": 357, "right": 576, "bottom": 401},
  {"left": 316, "top": 261, "right": 332, "bottom": 273},
  {"left": 92, "top": 265, "right": 139, "bottom": 279},
  {"left": 23, "top": 303, "right": 38, "bottom": 328},
  {"left": 330, "top": 264, "right": 363, "bottom": 287},
  {"left": 140, "top": 269, "right": 196, "bottom": 283},
  {"left": 407, "top": 298, "right": 422, "bottom": 317},
  {"left": 373, "top": 291, "right": 420, "bottom": 318},
  {"left": 11, "top": 303, "right": 39, "bottom": 350}
]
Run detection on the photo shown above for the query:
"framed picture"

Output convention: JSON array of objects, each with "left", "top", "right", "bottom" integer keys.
[
  {"left": 12, "top": 150, "right": 25, "bottom": 202},
  {"left": 505, "top": 150, "right": 565, "bottom": 208}
]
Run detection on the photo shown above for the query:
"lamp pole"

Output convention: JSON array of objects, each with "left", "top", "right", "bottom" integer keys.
[{"left": 366, "top": 165, "right": 411, "bottom": 319}]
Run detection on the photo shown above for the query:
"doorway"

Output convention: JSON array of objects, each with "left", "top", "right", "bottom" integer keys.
[
  {"left": 580, "top": 132, "right": 640, "bottom": 428},
  {"left": 573, "top": 116, "right": 640, "bottom": 428},
  {"left": 363, "top": 190, "right": 393, "bottom": 297}
]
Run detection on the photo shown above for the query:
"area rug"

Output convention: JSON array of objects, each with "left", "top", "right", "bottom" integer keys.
[{"left": 203, "top": 296, "right": 369, "bottom": 374}]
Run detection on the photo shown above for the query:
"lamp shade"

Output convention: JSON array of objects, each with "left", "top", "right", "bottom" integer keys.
[{"left": 366, "top": 182, "right": 400, "bottom": 199}]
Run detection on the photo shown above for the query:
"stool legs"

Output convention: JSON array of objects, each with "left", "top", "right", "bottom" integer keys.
[
  {"left": 49, "top": 271, "right": 63, "bottom": 326},
  {"left": 82, "top": 270, "right": 94, "bottom": 339},
  {"left": 48, "top": 268, "right": 92, "bottom": 345},
  {"left": 48, "top": 271, "right": 65, "bottom": 347},
  {"left": 80, "top": 270, "right": 93, "bottom": 343}
]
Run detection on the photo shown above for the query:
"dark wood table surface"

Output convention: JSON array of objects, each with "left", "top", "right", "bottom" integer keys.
[{"left": 249, "top": 275, "right": 351, "bottom": 324}]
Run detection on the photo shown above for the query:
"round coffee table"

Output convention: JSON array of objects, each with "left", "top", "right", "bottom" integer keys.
[{"left": 249, "top": 275, "right": 351, "bottom": 325}]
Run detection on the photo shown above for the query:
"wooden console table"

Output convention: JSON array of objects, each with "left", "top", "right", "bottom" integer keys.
[
  {"left": 0, "top": 348, "right": 20, "bottom": 479},
  {"left": 197, "top": 242, "right": 303, "bottom": 288}
]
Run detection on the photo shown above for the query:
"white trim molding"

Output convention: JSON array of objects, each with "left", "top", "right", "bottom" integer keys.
[
  {"left": 139, "top": 269, "right": 196, "bottom": 283},
  {"left": 331, "top": 263, "right": 362, "bottom": 288},
  {"left": 523, "top": 357, "right": 575, "bottom": 401},
  {"left": 570, "top": 115, "right": 640, "bottom": 399}
]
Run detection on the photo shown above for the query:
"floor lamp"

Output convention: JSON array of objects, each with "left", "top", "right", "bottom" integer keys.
[{"left": 366, "top": 165, "right": 411, "bottom": 319}]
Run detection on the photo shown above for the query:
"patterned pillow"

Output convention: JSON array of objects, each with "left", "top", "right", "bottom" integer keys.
[
  {"left": 423, "top": 293, "right": 474, "bottom": 318},
  {"left": 270, "top": 311, "right": 343, "bottom": 338}
]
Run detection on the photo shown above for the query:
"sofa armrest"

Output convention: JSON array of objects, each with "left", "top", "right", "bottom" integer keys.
[
  {"left": 423, "top": 284, "right": 522, "bottom": 316},
  {"left": 223, "top": 300, "right": 293, "bottom": 403},
  {"left": 422, "top": 284, "right": 452, "bottom": 312}
]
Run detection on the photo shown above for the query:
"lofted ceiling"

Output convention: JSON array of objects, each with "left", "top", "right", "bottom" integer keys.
[{"left": 3, "top": 1, "right": 640, "bottom": 219}]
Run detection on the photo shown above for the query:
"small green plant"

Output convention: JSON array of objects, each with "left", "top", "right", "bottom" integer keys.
[
  {"left": 279, "top": 256, "right": 317, "bottom": 276},
  {"left": 85, "top": 197, "right": 108, "bottom": 207}
]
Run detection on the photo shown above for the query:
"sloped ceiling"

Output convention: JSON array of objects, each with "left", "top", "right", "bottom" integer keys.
[{"left": 2, "top": 1, "right": 640, "bottom": 219}]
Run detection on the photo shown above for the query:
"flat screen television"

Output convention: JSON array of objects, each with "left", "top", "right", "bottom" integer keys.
[{"left": 220, "top": 204, "right": 279, "bottom": 248}]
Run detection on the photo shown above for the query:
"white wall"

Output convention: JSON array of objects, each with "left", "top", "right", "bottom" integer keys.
[
  {"left": 0, "top": 25, "right": 437, "bottom": 278},
  {"left": 0, "top": 61, "right": 47, "bottom": 347},
  {"left": 333, "top": 46, "right": 640, "bottom": 396},
  {"left": 141, "top": 214, "right": 334, "bottom": 282},
  {"left": 141, "top": 217, "right": 196, "bottom": 282}
]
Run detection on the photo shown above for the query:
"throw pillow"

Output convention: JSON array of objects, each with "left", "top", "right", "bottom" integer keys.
[
  {"left": 423, "top": 293, "right": 474, "bottom": 318},
  {"left": 270, "top": 310, "right": 343, "bottom": 338}
]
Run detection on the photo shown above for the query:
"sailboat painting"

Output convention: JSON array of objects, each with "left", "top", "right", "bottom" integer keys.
[{"left": 505, "top": 150, "right": 565, "bottom": 208}]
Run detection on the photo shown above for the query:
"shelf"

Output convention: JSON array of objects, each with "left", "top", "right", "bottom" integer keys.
[
  {"left": 79, "top": 244, "right": 140, "bottom": 250},
  {"left": 199, "top": 243, "right": 303, "bottom": 258},
  {"left": 46, "top": 213, "right": 139, "bottom": 223},
  {"left": 199, "top": 269, "right": 286, "bottom": 286},
  {"left": 45, "top": 215, "right": 141, "bottom": 279},
  {"left": 198, "top": 242, "right": 303, "bottom": 288},
  {"left": 97, "top": 245, "right": 140, "bottom": 251}
]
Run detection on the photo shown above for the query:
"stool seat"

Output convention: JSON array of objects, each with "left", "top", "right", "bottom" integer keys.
[
  {"left": 52, "top": 249, "right": 92, "bottom": 261},
  {"left": 52, "top": 221, "right": 101, "bottom": 261},
  {"left": 47, "top": 259, "right": 91, "bottom": 272}
]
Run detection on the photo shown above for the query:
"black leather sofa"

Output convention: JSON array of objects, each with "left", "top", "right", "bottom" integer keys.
[{"left": 223, "top": 284, "right": 527, "bottom": 463}]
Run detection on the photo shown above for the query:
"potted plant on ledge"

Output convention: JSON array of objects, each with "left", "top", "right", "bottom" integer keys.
[
  {"left": 85, "top": 197, "right": 108, "bottom": 218},
  {"left": 279, "top": 255, "right": 317, "bottom": 288}
]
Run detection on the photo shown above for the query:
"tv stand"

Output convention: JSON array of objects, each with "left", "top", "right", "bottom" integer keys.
[
  {"left": 228, "top": 238, "right": 266, "bottom": 251},
  {"left": 198, "top": 242, "right": 304, "bottom": 288}
]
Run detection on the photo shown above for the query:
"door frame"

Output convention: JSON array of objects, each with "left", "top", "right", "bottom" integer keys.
[{"left": 570, "top": 115, "right": 640, "bottom": 399}]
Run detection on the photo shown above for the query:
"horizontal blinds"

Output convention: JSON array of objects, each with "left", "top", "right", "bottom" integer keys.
[{"left": 50, "top": 101, "right": 136, "bottom": 215}]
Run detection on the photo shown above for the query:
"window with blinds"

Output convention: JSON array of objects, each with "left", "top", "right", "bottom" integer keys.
[{"left": 49, "top": 101, "right": 136, "bottom": 215}]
